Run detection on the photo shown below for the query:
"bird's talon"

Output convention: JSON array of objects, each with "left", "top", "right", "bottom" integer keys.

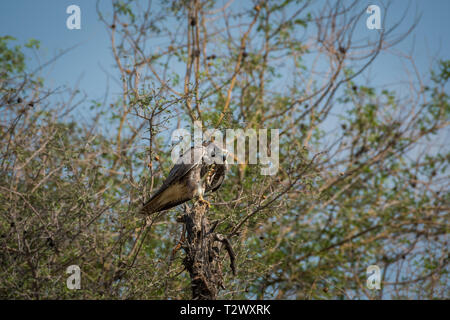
[
  {"left": 198, "top": 197, "right": 211, "bottom": 208},
  {"left": 202, "top": 200, "right": 211, "bottom": 208}
]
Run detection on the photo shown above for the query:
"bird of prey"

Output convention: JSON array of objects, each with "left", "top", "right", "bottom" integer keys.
[{"left": 141, "top": 142, "right": 228, "bottom": 215}]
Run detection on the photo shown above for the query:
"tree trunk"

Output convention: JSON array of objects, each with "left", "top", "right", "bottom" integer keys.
[{"left": 179, "top": 201, "right": 236, "bottom": 300}]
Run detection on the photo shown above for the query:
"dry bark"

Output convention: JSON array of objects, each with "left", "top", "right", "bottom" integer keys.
[{"left": 179, "top": 201, "right": 236, "bottom": 300}]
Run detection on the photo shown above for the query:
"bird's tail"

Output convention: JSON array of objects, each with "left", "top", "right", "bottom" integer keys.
[{"left": 141, "top": 192, "right": 164, "bottom": 215}]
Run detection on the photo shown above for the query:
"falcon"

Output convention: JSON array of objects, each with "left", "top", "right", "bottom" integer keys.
[{"left": 141, "top": 142, "right": 228, "bottom": 215}]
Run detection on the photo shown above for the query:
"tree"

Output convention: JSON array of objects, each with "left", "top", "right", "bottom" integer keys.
[{"left": 0, "top": 1, "right": 448, "bottom": 299}]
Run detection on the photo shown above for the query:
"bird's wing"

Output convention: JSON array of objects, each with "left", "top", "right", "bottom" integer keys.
[
  {"left": 142, "top": 146, "right": 205, "bottom": 213},
  {"left": 161, "top": 145, "right": 205, "bottom": 188},
  {"left": 142, "top": 180, "right": 193, "bottom": 214}
]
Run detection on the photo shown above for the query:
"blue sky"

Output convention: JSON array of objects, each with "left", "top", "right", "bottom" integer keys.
[
  {"left": 0, "top": 0, "right": 449, "bottom": 116},
  {"left": 0, "top": 1, "right": 114, "bottom": 104}
]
